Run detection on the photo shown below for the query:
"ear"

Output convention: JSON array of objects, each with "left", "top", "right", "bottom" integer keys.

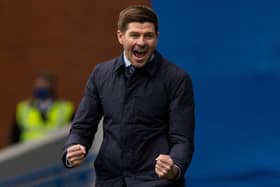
[{"left": 117, "top": 30, "right": 123, "bottom": 45}]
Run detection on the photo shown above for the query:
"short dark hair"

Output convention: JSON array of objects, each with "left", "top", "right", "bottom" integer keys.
[{"left": 118, "top": 5, "right": 158, "bottom": 33}]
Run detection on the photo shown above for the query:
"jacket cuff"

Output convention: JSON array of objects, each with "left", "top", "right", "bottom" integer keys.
[
  {"left": 62, "top": 150, "right": 73, "bottom": 168},
  {"left": 173, "top": 164, "right": 182, "bottom": 180},
  {"left": 65, "top": 158, "right": 74, "bottom": 168}
]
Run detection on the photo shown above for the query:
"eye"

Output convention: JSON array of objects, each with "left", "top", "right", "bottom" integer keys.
[
  {"left": 129, "top": 32, "right": 140, "bottom": 38},
  {"left": 144, "top": 33, "right": 156, "bottom": 39}
]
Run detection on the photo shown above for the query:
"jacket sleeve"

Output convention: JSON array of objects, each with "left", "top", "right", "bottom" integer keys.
[
  {"left": 63, "top": 66, "right": 103, "bottom": 160},
  {"left": 168, "top": 72, "right": 195, "bottom": 177}
]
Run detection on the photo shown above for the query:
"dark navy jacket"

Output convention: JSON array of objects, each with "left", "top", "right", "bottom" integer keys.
[{"left": 63, "top": 51, "right": 195, "bottom": 187}]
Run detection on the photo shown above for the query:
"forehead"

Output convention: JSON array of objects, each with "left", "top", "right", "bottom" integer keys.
[
  {"left": 126, "top": 22, "right": 156, "bottom": 33},
  {"left": 34, "top": 77, "right": 51, "bottom": 87}
]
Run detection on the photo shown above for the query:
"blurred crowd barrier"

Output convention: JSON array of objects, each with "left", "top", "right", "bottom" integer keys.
[{"left": 0, "top": 123, "right": 103, "bottom": 187}]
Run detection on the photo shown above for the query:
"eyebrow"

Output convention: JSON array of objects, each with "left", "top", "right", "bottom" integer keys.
[{"left": 128, "top": 31, "right": 155, "bottom": 35}]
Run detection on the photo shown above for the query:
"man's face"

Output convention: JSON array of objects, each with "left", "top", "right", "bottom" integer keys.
[
  {"left": 34, "top": 77, "right": 51, "bottom": 90},
  {"left": 33, "top": 77, "right": 52, "bottom": 100},
  {"left": 117, "top": 22, "right": 158, "bottom": 68}
]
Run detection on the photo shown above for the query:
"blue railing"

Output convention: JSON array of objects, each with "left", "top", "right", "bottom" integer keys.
[{"left": 0, "top": 154, "right": 96, "bottom": 187}]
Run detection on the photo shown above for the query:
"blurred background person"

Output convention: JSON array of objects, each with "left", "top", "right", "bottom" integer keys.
[{"left": 10, "top": 71, "right": 74, "bottom": 144}]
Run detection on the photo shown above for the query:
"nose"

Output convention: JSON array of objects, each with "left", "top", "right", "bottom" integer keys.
[{"left": 136, "top": 36, "right": 145, "bottom": 46}]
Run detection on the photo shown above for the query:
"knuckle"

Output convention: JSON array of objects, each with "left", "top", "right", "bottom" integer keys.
[{"left": 66, "top": 154, "right": 72, "bottom": 160}]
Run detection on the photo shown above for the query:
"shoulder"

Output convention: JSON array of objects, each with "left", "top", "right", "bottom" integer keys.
[
  {"left": 17, "top": 100, "right": 29, "bottom": 106},
  {"left": 16, "top": 100, "right": 32, "bottom": 117},
  {"left": 160, "top": 58, "right": 192, "bottom": 85},
  {"left": 55, "top": 100, "right": 74, "bottom": 108},
  {"left": 16, "top": 100, "right": 30, "bottom": 110},
  {"left": 158, "top": 58, "right": 194, "bottom": 100},
  {"left": 86, "top": 56, "right": 120, "bottom": 86},
  {"left": 54, "top": 100, "right": 74, "bottom": 115},
  {"left": 85, "top": 56, "right": 120, "bottom": 90},
  {"left": 92, "top": 57, "right": 119, "bottom": 77}
]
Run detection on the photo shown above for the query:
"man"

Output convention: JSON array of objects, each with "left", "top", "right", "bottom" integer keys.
[
  {"left": 63, "top": 5, "right": 195, "bottom": 187},
  {"left": 11, "top": 71, "right": 74, "bottom": 143}
]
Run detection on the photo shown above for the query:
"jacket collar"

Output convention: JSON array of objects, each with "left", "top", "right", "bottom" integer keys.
[{"left": 114, "top": 50, "right": 162, "bottom": 77}]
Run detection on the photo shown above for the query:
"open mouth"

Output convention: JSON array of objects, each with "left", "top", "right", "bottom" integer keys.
[{"left": 133, "top": 50, "right": 148, "bottom": 59}]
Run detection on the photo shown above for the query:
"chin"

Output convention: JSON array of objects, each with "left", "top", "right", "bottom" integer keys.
[
  {"left": 132, "top": 58, "right": 149, "bottom": 68},
  {"left": 133, "top": 62, "right": 147, "bottom": 68}
]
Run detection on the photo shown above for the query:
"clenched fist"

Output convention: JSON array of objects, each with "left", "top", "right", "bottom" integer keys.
[
  {"left": 66, "top": 144, "right": 86, "bottom": 167},
  {"left": 155, "top": 154, "right": 179, "bottom": 180}
]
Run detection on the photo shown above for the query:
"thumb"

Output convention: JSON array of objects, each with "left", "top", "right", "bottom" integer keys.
[{"left": 79, "top": 145, "right": 86, "bottom": 154}]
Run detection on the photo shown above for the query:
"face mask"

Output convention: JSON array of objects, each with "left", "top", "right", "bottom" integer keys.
[{"left": 34, "top": 88, "right": 52, "bottom": 100}]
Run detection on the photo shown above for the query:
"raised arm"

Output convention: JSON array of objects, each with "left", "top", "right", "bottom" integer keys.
[
  {"left": 168, "top": 72, "right": 195, "bottom": 178},
  {"left": 63, "top": 67, "right": 103, "bottom": 167}
]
